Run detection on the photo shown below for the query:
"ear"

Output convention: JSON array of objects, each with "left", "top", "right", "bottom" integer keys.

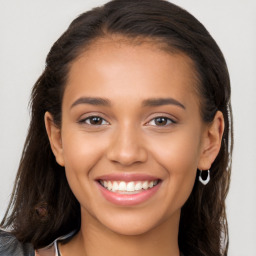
[
  {"left": 198, "top": 111, "right": 224, "bottom": 170},
  {"left": 44, "top": 112, "right": 65, "bottom": 167}
]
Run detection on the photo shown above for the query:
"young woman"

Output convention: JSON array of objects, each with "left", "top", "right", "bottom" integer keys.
[{"left": 0, "top": 0, "right": 233, "bottom": 255}]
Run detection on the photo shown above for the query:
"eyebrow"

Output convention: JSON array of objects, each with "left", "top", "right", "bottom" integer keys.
[
  {"left": 70, "top": 97, "right": 111, "bottom": 109},
  {"left": 142, "top": 98, "right": 186, "bottom": 109},
  {"left": 70, "top": 96, "right": 185, "bottom": 110}
]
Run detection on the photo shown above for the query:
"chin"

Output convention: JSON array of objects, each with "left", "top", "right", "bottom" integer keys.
[
  {"left": 106, "top": 222, "right": 157, "bottom": 236},
  {"left": 96, "top": 209, "right": 175, "bottom": 237}
]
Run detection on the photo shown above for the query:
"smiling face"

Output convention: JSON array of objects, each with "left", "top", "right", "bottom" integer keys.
[{"left": 45, "top": 38, "right": 222, "bottom": 237}]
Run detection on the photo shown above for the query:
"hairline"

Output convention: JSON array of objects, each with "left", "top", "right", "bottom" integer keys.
[{"left": 59, "top": 33, "right": 203, "bottom": 126}]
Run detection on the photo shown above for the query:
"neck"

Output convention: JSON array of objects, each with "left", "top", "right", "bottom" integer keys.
[{"left": 60, "top": 210, "right": 180, "bottom": 256}]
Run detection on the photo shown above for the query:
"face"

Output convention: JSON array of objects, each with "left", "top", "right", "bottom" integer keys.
[{"left": 46, "top": 38, "right": 220, "bottom": 236}]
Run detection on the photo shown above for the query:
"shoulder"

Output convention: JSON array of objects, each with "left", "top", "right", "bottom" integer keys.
[{"left": 0, "top": 229, "right": 34, "bottom": 256}]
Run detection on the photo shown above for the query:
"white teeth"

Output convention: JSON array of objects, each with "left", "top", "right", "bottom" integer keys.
[
  {"left": 100, "top": 180, "right": 159, "bottom": 193},
  {"left": 135, "top": 182, "right": 142, "bottom": 191},
  {"left": 112, "top": 181, "right": 119, "bottom": 192},
  {"left": 119, "top": 181, "right": 126, "bottom": 191},
  {"left": 142, "top": 181, "right": 149, "bottom": 190},
  {"left": 126, "top": 182, "right": 135, "bottom": 192},
  {"left": 107, "top": 181, "right": 112, "bottom": 190}
]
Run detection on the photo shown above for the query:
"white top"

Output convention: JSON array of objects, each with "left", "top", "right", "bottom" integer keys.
[{"left": 35, "top": 230, "right": 76, "bottom": 256}]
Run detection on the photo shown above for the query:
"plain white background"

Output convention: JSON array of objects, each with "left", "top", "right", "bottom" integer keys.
[{"left": 0, "top": 1, "right": 255, "bottom": 255}]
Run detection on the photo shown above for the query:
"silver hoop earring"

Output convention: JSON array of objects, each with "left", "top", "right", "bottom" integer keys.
[{"left": 199, "top": 170, "right": 210, "bottom": 185}]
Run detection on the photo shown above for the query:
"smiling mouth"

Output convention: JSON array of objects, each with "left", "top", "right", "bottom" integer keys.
[{"left": 98, "top": 180, "right": 160, "bottom": 194}]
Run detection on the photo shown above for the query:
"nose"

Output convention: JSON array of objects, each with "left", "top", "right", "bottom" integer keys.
[{"left": 106, "top": 125, "right": 148, "bottom": 166}]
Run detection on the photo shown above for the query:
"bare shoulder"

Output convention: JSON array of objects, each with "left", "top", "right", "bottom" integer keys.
[{"left": 0, "top": 229, "right": 34, "bottom": 256}]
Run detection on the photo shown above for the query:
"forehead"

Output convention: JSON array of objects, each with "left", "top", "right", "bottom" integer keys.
[{"left": 64, "top": 38, "right": 199, "bottom": 106}]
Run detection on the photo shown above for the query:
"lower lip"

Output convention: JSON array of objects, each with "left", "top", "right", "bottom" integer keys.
[{"left": 96, "top": 181, "right": 161, "bottom": 206}]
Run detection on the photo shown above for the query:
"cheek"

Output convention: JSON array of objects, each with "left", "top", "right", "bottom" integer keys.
[
  {"left": 60, "top": 129, "right": 107, "bottom": 202},
  {"left": 150, "top": 128, "right": 201, "bottom": 172},
  {"left": 61, "top": 128, "right": 106, "bottom": 174},
  {"left": 148, "top": 129, "right": 201, "bottom": 207},
  {"left": 60, "top": 132, "right": 107, "bottom": 214}
]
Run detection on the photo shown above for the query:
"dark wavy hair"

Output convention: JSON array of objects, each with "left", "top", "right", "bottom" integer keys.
[{"left": 1, "top": 0, "right": 233, "bottom": 255}]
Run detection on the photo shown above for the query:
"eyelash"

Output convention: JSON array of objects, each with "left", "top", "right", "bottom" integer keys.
[
  {"left": 146, "top": 116, "right": 176, "bottom": 127},
  {"left": 79, "top": 116, "right": 109, "bottom": 126},
  {"left": 79, "top": 115, "right": 176, "bottom": 127}
]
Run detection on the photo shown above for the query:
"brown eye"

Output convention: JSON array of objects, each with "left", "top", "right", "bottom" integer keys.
[
  {"left": 84, "top": 116, "right": 108, "bottom": 125},
  {"left": 148, "top": 117, "right": 175, "bottom": 126},
  {"left": 155, "top": 117, "right": 168, "bottom": 126}
]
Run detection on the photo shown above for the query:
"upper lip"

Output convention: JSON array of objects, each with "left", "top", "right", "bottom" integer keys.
[{"left": 95, "top": 173, "right": 161, "bottom": 182}]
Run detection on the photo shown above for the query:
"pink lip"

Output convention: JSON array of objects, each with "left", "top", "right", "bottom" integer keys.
[
  {"left": 95, "top": 180, "right": 161, "bottom": 206},
  {"left": 95, "top": 173, "right": 159, "bottom": 182}
]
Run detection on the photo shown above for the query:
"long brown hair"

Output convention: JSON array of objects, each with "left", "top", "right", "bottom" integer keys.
[{"left": 1, "top": 0, "right": 233, "bottom": 255}]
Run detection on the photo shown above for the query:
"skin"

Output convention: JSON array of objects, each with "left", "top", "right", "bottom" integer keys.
[{"left": 45, "top": 38, "right": 224, "bottom": 256}]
